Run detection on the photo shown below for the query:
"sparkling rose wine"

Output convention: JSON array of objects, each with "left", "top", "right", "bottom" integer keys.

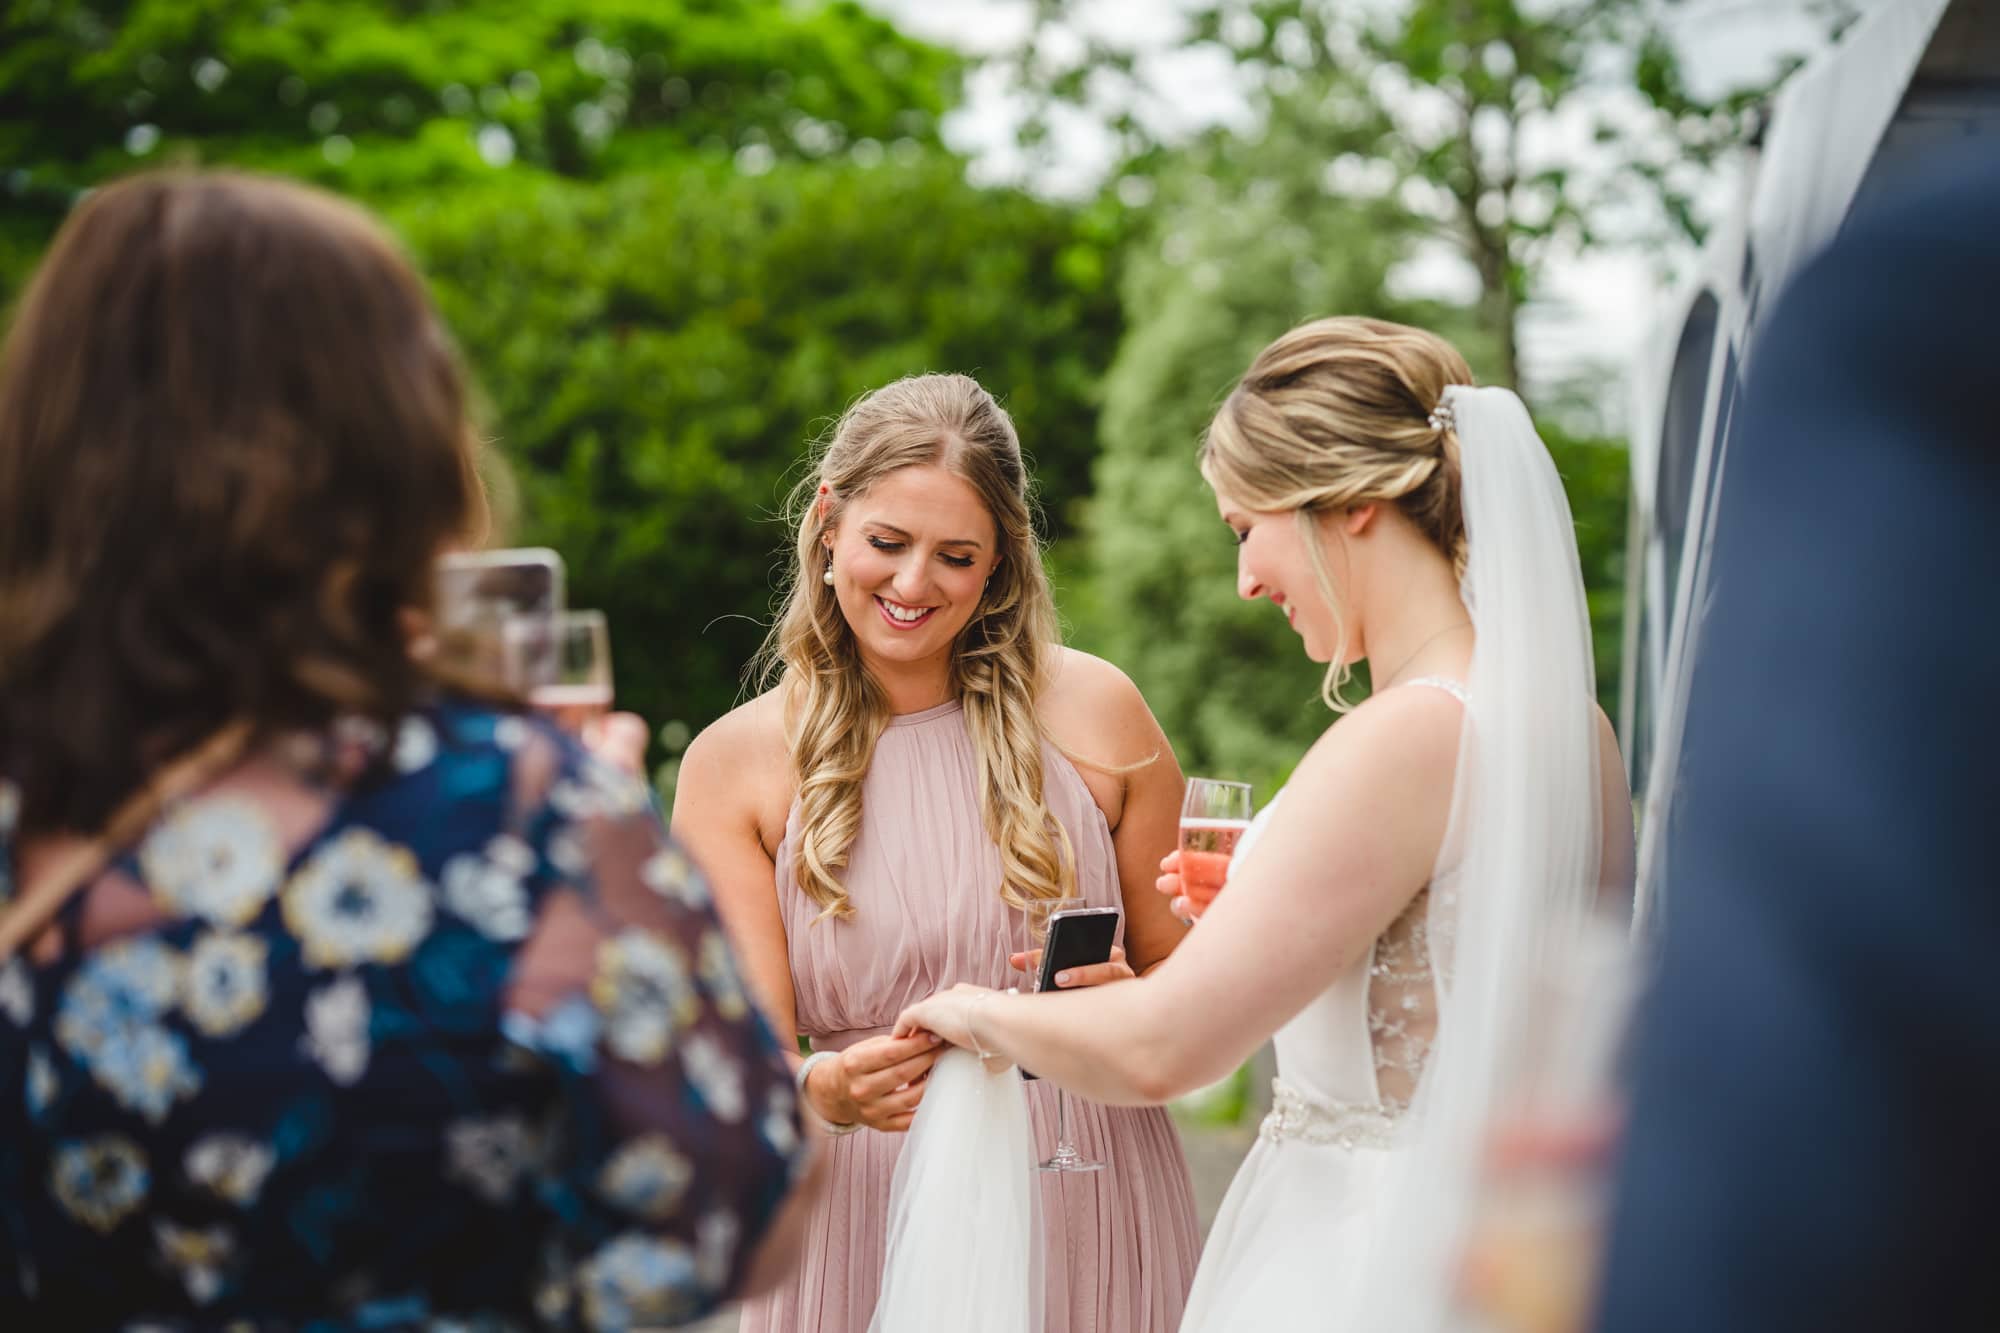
[{"left": 1178, "top": 817, "right": 1250, "bottom": 909}]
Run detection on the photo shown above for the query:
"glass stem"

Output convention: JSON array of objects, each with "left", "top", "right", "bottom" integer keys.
[{"left": 1055, "top": 1088, "right": 1071, "bottom": 1154}]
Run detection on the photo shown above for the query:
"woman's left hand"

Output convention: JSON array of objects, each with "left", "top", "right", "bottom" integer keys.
[
  {"left": 1008, "top": 944, "right": 1135, "bottom": 989},
  {"left": 894, "top": 983, "right": 1009, "bottom": 1066}
]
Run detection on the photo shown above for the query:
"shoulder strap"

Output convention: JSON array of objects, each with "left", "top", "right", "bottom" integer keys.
[
  {"left": 0, "top": 722, "right": 255, "bottom": 963},
  {"left": 1399, "top": 674, "right": 1469, "bottom": 704}
]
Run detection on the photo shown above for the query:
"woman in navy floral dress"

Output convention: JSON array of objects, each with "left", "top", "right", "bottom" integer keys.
[{"left": 0, "top": 171, "right": 808, "bottom": 1329}]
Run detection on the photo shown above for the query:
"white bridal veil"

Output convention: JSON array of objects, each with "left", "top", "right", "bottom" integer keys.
[
  {"left": 867, "top": 1050, "right": 1045, "bottom": 1333},
  {"left": 1345, "top": 383, "right": 1606, "bottom": 1329}
]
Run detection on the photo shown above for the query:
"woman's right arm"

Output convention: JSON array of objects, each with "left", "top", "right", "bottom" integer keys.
[
  {"left": 674, "top": 702, "right": 943, "bottom": 1135},
  {"left": 671, "top": 705, "right": 801, "bottom": 1047},
  {"left": 672, "top": 700, "right": 944, "bottom": 1128}
]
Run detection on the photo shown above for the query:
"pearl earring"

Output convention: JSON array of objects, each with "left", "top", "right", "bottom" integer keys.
[{"left": 822, "top": 560, "right": 835, "bottom": 587}]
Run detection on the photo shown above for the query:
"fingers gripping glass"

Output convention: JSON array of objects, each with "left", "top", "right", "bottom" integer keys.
[{"left": 1178, "top": 778, "right": 1252, "bottom": 917}]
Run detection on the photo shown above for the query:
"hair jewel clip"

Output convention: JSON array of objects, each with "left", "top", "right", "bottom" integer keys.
[{"left": 1427, "top": 400, "right": 1457, "bottom": 434}]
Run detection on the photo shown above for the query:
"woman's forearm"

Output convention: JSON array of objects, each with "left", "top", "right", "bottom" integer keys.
[{"left": 974, "top": 972, "right": 1246, "bottom": 1105}]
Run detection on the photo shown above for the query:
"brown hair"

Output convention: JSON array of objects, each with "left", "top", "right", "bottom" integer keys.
[
  {"left": 753, "top": 373, "right": 1073, "bottom": 920},
  {"left": 0, "top": 170, "right": 486, "bottom": 837},
  {"left": 1200, "top": 316, "right": 1475, "bottom": 707}
]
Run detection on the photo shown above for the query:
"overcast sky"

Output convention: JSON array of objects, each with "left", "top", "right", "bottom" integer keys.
[{"left": 864, "top": 0, "right": 1880, "bottom": 417}]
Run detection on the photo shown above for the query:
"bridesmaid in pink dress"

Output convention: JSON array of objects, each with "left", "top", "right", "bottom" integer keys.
[{"left": 673, "top": 373, "right": 1201, "bottom": 1332}]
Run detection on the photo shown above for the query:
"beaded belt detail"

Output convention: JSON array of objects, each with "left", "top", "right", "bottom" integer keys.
[{"left": 1258, "top": 1079, "right": 1402, "bottom": 1150}]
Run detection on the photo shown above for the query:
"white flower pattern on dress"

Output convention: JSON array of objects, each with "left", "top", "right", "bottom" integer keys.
[
  {"left": 50, "top": 1136, "right": 150, "bottom": 1234},
  {"left": 546, "top": 825, "right": 589, "bottom": 879},
  {"left": 758, "top": 1084, "right": 800, "bottom": 1158},
  {"left": 441, "top": 835, "right": 535, "bottom": 942},
  {"left": 181, "top": 933, "right": 268, "bottom": 1039},
  {"left": 694, "top": 1212, "right": 740, "bottom": 1293},
  {"left": 681, "top": 1033, "right": 746, "bottom": 1124},
  {"left": 590, "top": 931, "right": 698, "bottom": 1065},
  {"left": 548, "top": 759, "right": 651, "bottom": 823},
  {"left": 4, "top": 703, "right": 803, "bottom": 1327},
  {"left": 154, "top": 1219, "right": 234, "bottom": 1304},
  {"left": 638, "top": 848, "right": 707, "bottom": 909},
  {"left": 139, "top": 796, "right": 284, "bottom": 929},
  {"left": 301, "top": 975, "right": 370, "bottom": 1086},
  {"left": 183, "top": 1135, "right": 276, "bottom": 1207},
  {"left": 578, "top": 1233, "right": 701, "bottom": 1332},
  {"left": 0, "top": 957, "right": 32, "bottom": 1026},
  {"left": 393, "top": 715, "right": 438, "bottom": 774},
  {"left": 89, "top": 1024, "right": 203, "bottom": 1123},
  {"left": 696, "top": 931, "right": 748, "bottom": 1021},
  {"left": 283, "top": 828, "right": 433, "bottom": 969},
  {"left": 26, "top": 1044, "right": 58, "bottom": 1119},
  {"left": 596, "top": 1136, "right": 693, "bottom": 1221},
  {"left": 54, "top": 939, "right": 199, "bottom": 1123}
]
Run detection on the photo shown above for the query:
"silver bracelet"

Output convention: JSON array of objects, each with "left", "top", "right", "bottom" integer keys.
[
  {"left": 795, "top": 1049, "right": 863, "bottom": 1136},
  {"left": 966, "top": 988, "right": 1013, "bottom": 1060}
]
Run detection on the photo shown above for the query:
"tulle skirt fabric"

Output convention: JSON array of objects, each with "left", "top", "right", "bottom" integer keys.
[{"left": 1180, "top": 1135, "right": 1396, "bottom": 1332}]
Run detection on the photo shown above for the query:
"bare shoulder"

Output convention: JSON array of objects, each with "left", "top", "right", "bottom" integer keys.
[
  {"left": 675, "top": 687, "right": 792, "bottom": 831},
  {"left": 1291, "top": 682, "right": 1466, "bottom": 796},
  {"left": 1038, "top": 645, "right": 1161, "bottom": 764},
  {"left": 683, "top": 686, "right": 787, "bottom": 770}
]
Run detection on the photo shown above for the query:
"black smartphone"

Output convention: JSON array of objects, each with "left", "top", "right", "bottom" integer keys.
[
  {"left": 1035, "top": 906, "right": 1121, "bottom": 994},
  {"left": 1021, "top": 906, "right": 1120, "bottom": 1082}
]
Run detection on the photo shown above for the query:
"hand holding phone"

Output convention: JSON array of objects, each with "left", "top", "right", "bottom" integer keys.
[{"left": 1033, "top": 906, "right": 1122, "bottom": 993}]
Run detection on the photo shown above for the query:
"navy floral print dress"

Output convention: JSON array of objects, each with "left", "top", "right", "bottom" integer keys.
[{"left": 0, "top": 699, "right": 805, "bottom": 1330}]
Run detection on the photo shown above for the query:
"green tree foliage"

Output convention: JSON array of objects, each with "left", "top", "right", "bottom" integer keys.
[
  {"left": 0, "top": 0, "right": 1120, "bottom": 748},
  {"left": 1009, "top": 1, "right": 1759, "bottom": 768},
  {"left": 999, "top": 0, "right": 1802, "bottom": 394},
  {"left": 0, "top": 0, "right": 954, "bottom": 185}
]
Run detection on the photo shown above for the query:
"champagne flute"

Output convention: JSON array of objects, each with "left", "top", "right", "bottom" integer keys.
[
  {"left": 1178, "top": 778, "right": 1253, "bottom": 919},
  {"left": 507, "top": 610, "right": 612, "bottom": 730},
  {"left": 1022, "top": 895, "right": 1104, "bottom": 1175}
]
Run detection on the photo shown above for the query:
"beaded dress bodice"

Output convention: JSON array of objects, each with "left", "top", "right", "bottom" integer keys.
[{"left": 1251, "top": 676, "right": 1466, "bottom": 1151}]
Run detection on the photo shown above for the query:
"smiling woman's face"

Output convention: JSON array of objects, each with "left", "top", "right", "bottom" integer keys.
[
  {"left": 824, "top": 463, "right": 1001, "bottom": 670},
  {"left": 1214, "top": 484, "right": 1357, "bottom": 666}
]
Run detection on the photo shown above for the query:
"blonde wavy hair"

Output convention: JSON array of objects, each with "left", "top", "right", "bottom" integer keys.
[
  {"left": 1200, "top": 316, "right": 1475, "bottom": 711},
  {"left": 755, "top": 373, "right": 1074, "bottom": 920}
]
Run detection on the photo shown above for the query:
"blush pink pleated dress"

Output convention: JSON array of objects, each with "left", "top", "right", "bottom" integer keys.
[{"left": 737, "top": 699, "right": 1201, "bottom": 1333}]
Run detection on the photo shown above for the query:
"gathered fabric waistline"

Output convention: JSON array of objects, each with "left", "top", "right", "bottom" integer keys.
[
  {"left": 1258, "top": 1078, "right": 1404, "bottom": 1151},
  {"left": 807, "top": 1026, "right": 894, "bottom": 1054}
]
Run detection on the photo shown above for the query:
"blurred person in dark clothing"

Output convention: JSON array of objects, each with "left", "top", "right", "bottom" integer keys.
[
  {"left": 1593, "top": 152, "right": 2000, "bottom": 1332},
  {"left": 0, "top": 170, "right": 812, "bottom": 1329}
]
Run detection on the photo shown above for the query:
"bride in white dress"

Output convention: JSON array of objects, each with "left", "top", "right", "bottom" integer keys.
[{"left": 893, "top": 316, "right": 1635, "bottom": 1331}]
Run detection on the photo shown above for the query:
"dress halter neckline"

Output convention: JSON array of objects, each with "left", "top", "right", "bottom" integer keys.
[{"left": 886, "top": 698, "right": 964, "bottom": 728}]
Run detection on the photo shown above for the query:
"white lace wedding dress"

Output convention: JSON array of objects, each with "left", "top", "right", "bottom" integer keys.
[{"left": 1179, "top": 676, "right": 1466, "bottom": 1332}]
